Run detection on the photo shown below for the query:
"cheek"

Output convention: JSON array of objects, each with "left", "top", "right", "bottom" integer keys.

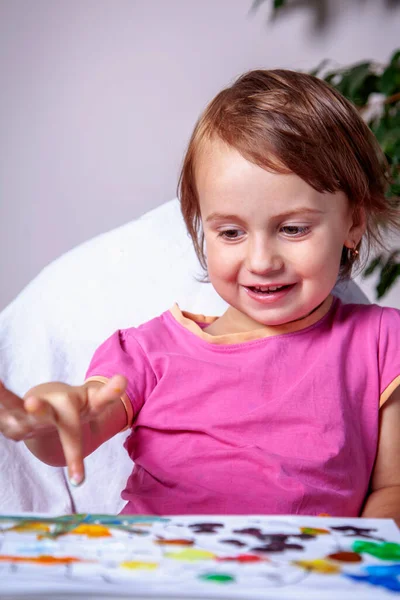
[
  {"left": 208, "top": 255, "right": 235, "bottom": 279},
  {"left": 206, "top": 243, "right": 240, "bottom": 280},
  {"left": 293, "top": 241, "right": 343, "bottom": 278}
]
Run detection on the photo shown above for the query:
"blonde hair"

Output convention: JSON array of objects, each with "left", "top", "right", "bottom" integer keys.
[{"left": 178, "top": 69, "right": 399, "bottom": 278}]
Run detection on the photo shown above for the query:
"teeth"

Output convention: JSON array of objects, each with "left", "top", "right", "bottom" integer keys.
[{"left": 253, "top": 285, "right": 283, "bottom": 293}]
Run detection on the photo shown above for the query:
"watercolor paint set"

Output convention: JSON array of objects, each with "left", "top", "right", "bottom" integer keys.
[{"left": 0, "top": 513, "right": 399, "bottom": 598}]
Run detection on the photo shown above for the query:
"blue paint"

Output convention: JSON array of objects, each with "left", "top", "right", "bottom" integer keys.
[
  {"left": 83, "top": 514, "right": 169, "bottom": 525},
  {"left": 345, "top": 569, "right": 400, "bottom": 593},
  {"left": 365, "top": 564, "right": 400, "bottom": 577}
]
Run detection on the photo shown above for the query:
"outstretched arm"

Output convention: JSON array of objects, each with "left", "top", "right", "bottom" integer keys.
[
  {"left": 361, "top": 385, "right": 400, "bottom": 525},
  {"left": 0, "top": 376, "right": 128, "bottom": 486}
]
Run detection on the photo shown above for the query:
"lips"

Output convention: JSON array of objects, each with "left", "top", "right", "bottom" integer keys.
[
  {"left": 245, "top": 284, "right": 292, "bottom": 294},
  {"left": 242, "top": 283, "right": 296, "bottom": 304}
]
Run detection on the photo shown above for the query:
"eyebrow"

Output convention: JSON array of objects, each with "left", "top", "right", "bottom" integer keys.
[{"left": 205, "top": 208, "right": 324, "bottom": 222}]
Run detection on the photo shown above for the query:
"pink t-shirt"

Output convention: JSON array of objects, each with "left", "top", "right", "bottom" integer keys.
[{"left": 86, "top": 298, "right": 400, "bottom": 516}]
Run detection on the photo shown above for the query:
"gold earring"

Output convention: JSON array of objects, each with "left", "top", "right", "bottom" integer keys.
[{"left": 347, "top": 246, "right": 359, "bottom": 262}]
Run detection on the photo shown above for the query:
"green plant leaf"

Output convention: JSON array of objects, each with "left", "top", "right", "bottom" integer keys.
[
  {"left": 347, "top": 62, "right": 372, "bottom": 95},
  {"left": 323, "top": 71, "right": 339, "bottom": 86},
  {"left": 376, "top": 263, "right": 400, "bottom": 298},
  {"left": 379, "top": 64, "right": 400, "bottom": 97},
  {"left": 354, "top": 74, "right": 380, "bottom": 106},
  {"left": 390, "top": 182, "right": 400, "bottom": 197},
  {"left": 390, "top": 49, "right": 400, "bottom": 68},
  {"left": 332, "top": 71, "right": 351, "bottom": 97},
  {"left": 371, "top": 110, "right": 400, "bottom": 162},
  {"left": 362, "top": 256, "right": 383, "bottom": 278},
  {"left": 327, "top": 62, "right": 379, "bottom": 106}
]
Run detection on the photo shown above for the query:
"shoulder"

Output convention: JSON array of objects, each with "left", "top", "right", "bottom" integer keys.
[
  {"left": 377, "top": 304, "right": 400, "bottom": 325},
  {"left": 339, "top": 302, "right": 400, "bottom": 334},
  {"left": 119, "top": 309, "right": 180, "bottom": 348},
  {"left": 326, "top": 300, "right": 400, "bottom": 349},
  {"left": 331, "top": 299, "right": 395, "bottom": 327}
]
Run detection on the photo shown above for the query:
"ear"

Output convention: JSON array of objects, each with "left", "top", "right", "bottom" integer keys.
[{"left": 344, "top": 206, "right": 367, "bottom": 249}]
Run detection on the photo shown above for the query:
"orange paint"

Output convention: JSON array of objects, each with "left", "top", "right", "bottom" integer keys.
[
  {"left": 69, "top": 524, "right": 112, "bottom": 537},
  {"left": 155, "top": 538, "right": 194, "bottom": 546},
  {"left": 0, "top": 554, "right": 86, "bottom": 565},
  {"left": 300, "top": 527, "right": 330, "bottom": 535}
]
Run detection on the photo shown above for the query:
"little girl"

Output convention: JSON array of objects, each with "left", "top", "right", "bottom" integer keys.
[{"left": 1, "top": 69, "right": 400, "bottom": 520}]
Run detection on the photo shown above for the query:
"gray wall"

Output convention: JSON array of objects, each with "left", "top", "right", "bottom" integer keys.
[{"left": 1, "top": 0, "right": 400, "bottom": 310}]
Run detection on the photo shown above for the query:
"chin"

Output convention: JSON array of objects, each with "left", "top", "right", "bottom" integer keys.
[{"left": 246, "top": 302, "right": 318, "bottom": 327}]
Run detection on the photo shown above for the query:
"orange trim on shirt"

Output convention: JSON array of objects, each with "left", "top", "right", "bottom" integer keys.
[
  {"left": 380, "top": 375, "right": 400, "bottom": 408},
  {"left": 169, "top": 297, "right": 333, "bottom": 345},
  {"left": 84, "top": 376, "right": 133, "bottom": 430}
]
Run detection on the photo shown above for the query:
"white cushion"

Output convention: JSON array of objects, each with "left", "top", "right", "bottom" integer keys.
[{"left": 0, "top": 199, "right": 369, "bottom": 514}]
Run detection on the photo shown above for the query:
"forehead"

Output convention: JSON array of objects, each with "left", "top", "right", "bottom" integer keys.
[
  {"left": 195, "top": 137, "right": 337, "bottom": 218},
  {"left": 195, "top": 137, "right": 252, "bottom": 191}
]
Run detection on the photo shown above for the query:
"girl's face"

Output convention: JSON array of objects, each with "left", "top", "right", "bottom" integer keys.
[{"left": 197, "top": 138, "right": 364, "bottom": 332}]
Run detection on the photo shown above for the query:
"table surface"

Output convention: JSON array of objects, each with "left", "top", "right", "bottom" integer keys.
[{"left": 1, "top": 514, "right": 399, "bottom": 600}]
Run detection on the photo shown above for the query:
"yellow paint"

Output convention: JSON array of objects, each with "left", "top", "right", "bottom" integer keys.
[
  {"left": 300, "top": 527, "right": 330, "bottom": 535},
  {"left": 10, "top": 522, "right": 50, "bottom": 534},
  {"left": 121, "top": 561, "right": 158, "bottom": 570},
  {"left": 166, "top": 549, "right": 216, "bottom": 561},
  {"left": 294, "top": 559, "right": 340, "bottom": 574},
  {"left": 69, "top": 524, "right": 112, "bottom": 537}
]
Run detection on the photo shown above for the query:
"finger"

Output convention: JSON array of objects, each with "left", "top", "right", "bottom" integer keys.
[
  {"left": 0, "top": 381, "right": 25, "bottom": 411},
  {"left": 24, "top": 396, "right": 55, "bottom": 423},
  {"left": 53, "top": 402, "right": 85, "bottom": 486},
  {"left": 0, "top": 407, "right": 35, "bottom": 441},
  {"left": 90, "top": 375, "right": 128, "bottom": 412}
]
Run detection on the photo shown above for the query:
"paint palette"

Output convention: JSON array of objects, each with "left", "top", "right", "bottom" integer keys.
[{"left": 0, "top": 514, "right": 399, "bottom": 598}]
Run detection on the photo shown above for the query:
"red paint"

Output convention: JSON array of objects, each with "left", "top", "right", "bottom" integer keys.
[{"left": 217, "top": 554, "right": 264, "bottom": 563}]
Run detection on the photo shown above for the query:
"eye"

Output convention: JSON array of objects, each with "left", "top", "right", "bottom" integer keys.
[
  {"left": 218, "top": 229, "right": 244, "bottom": 240},
  {"left": 281, "top": 225, "right": 310, "bottom": 237}
]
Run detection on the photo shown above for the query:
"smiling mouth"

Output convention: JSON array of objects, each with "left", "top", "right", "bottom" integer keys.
[{"left": 246, "top": 284, "right": 293, "bottom": 294}]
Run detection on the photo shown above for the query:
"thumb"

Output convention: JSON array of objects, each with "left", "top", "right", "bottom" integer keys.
[{"left": 89, "top": 375, "right": 128, "bottom": 413}]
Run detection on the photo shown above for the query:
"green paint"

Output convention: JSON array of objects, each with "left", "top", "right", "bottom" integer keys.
[
  {"left": 199, "top": 573, "right": 235, "bottom": 584},
  {"left": 352, "top": 541, "right": 400, "bottom": 560}
]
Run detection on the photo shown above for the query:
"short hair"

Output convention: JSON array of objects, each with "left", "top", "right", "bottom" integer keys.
[{"left": 178, "top": 69, "right": 399, "bottom": 278}]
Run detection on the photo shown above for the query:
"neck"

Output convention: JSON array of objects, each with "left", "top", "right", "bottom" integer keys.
[{"left": 213, "top": 296, "right": 333, "bottom": 337}]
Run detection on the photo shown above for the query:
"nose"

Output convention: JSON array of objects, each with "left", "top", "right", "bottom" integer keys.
[{"left": 245, "top": 237, "right": 283, "bottom": 275}]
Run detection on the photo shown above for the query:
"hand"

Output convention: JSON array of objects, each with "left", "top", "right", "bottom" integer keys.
[{"left": 0, "top": 375, "right": 127, "bottom": 485}]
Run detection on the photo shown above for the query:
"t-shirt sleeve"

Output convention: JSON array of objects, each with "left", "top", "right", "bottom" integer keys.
[
  {"left": 85, "top": 329, "right": 156, "bottom": 424},
  {"left": 378, "top": 306, "right": 400, "bottom": 406}
]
